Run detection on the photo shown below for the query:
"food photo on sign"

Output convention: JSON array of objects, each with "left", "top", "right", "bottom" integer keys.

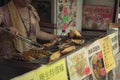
[
  {"left": 90, "top": 52, "right": 107, "bottom": 80},
  {"left": 66, "top": 48, "right": 91, "bottom": 80}
]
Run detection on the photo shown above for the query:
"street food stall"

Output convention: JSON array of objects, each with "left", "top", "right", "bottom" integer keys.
[{"left": 0, "top": 0, "right": 119, "bottom": 80}]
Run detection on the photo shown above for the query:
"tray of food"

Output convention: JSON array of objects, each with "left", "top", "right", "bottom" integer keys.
[
  {"left": 11, "top": 30, "right": 85, "bottom": 64},
  {"left": 12, "top": 49, "right": 52, "bottom": 64}
]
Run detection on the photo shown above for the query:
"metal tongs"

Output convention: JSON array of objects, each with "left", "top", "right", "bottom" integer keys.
[
  {"left": 16, "top": 35, "right": 43, "bottom": 48},
  {"left": 3, "top": 28, "right": 43, "bottom": 48}
]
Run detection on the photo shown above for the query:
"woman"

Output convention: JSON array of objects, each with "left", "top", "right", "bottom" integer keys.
[{"left": 0, "top": 0, "right": 57, "bottom": 56}]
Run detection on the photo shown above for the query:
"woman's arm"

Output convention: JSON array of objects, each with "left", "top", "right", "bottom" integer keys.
[
  {"left": 37, "top": 30, "right": 57, "bottom": 40},
  {"left": 35, "top": 21, "right": 57, "bottom": 41}
]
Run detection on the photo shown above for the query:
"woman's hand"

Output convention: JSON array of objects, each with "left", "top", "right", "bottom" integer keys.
[
  {"left": 9, "top": 27, "right": 19, "bottom": 37},
  {"left": 50, "top": 35, "right": 61, "bottom": 45}
]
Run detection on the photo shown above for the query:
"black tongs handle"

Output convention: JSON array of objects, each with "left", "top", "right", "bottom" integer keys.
[{"left": 3, "top": 27, "right": 10, "bottom": 32}]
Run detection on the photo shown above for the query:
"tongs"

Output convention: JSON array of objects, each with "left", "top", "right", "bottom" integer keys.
[
  {"left": 16, "top": 35, "right": 43, "bottom": 48},
  {"left": 3, "top": 28, "right": 43, "bottom": 48}
]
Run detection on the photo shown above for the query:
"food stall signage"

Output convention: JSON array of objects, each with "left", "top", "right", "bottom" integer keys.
[
  {"left": 66, "top": 48, "right": 91, "bottom": 80},
  {"left": 100, "top": 36, "right": 116, "bottom": 73},
  {"left": 86, "top": 40, "right": 101, "bottom": 57},
  {"left": 109, "top": 31, "right": 119, "bottom": 55},
  {"left": 36, "top": 58, "right": 68, "bottom": 80}
]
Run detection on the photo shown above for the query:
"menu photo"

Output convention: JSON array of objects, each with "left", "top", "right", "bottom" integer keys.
[{"left": 66, "top": 48, "right": 91, "bottom": 80}]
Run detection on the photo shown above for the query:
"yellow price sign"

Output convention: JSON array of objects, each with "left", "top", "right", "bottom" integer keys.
[
  {"left": 99, "top": 36, "right": 115, "bottom": 73},
  {"left": 36, "top": 58, "right": 68, "bottom": 80}
]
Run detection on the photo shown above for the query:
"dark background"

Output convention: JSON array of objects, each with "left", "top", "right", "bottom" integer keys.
[{"left": 0, "top": 0, "right": 10, "bottom": 6}]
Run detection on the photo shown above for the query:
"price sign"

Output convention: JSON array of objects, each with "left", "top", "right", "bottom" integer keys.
[
  {"left": 36, "top": 58, "right": 68, "bottom": 80},
  {"left": 100, "top": 36, "right": 115, "bottom": 73}
]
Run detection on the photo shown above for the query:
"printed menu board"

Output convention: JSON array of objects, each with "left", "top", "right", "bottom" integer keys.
[
  {"left": 100, "top": 36, "right": 115, "bottom": 73},
  {"left": 87, "top": 40, "right": 106, "bottom": 80},
  {"left": 36, "top": 58, "right": 68, "bottom": 80},
  {"left": 66, "top": 48, "right": 91, "bottom": 80},
  {"left": 109, "top": 31, "right": 119, "bottom": 55},
  {"left": 86, "top": 40, "right": 102, "bottom": 57}
]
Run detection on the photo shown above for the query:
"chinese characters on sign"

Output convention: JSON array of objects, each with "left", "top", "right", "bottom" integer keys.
[
  {"left": 86, "top": 40, "right": 101, "bottom": 57},
  {"left": 11, "top": 58, "right": 67, "bottom": 80},
  {"left": 36, "top": 58, "right": 68, "bottom": 80},
  {"left": 100, "top": 36, "right": 115, "bottom": 73}
]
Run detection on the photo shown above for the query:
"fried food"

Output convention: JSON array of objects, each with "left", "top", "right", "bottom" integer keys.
[
  {"left": 49, "top": 51, "right": 61, "bottom": 61},
  {"left": 13, "top": 49, "right": 52, "bottom": 61},
  {"left": 58, "top": 42, "right": 71, "bottom": 49},
  {"left": 61, "top": 46, "right": 76, "bottom": 54},
  {"left": 68, "top": 30, "right": 82, "bottom": 38},
  {"left": 74, "top": 30, "right": 82, "bottom": 37},
  {"left": 71, "top": 39, "right": 84, "bottom": 45}
]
